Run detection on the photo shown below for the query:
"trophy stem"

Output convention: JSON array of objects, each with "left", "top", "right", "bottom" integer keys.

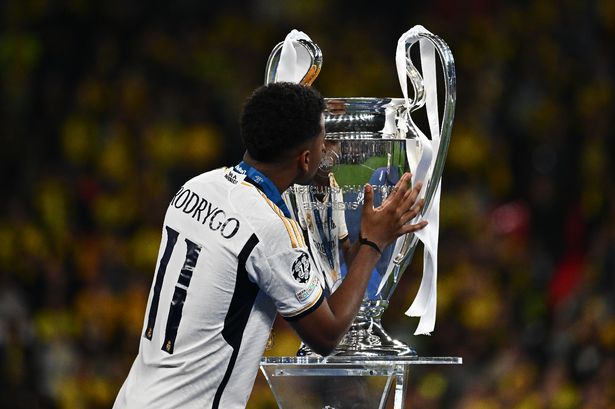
[{"left": 333, "top": 300, "right": 416, "bottom": 357}]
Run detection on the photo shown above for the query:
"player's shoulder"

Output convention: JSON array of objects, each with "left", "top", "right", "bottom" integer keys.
[
  {"left": 177, "top": 167, "right": 254, "bottom": 197},
  {"left": 231, "top": 187, "right": 306, "bottom": 253},
  {"left": 183, "top": 167, "right": 229, "bottom": 186},
  {"left": 182, "top": 168, "right": 306, "bottom": 252}
]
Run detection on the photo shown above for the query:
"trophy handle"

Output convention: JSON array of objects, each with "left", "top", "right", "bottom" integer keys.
[
  {"left": 404, "top": 56, "right": 426, "bottom": 113},
  {"left": 335, "top": 29, "right": 455, "bottom": 355},
  {"left": 412, "top": 32, "right": 456, "bottom": 220},
  {"left": 379, "top": 30, "right": 456, "bottom": 304},
  {"left": 264, "top": 39, "right": 323, "bottom": 86}
]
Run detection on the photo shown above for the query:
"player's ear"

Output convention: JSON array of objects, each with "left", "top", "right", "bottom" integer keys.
[{"left": 296, "top": 149, "right": 311, "bottom": 177}]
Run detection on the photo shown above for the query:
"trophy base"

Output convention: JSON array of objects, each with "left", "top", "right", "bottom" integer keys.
[
  {"left": 333, "top": 319, "right": 417, "bottom": 357},
  {"left": 296, "top": 313, "right": 416, "bottom": 357},
  {"left": 336, "top": 300, "right": 416, "bottom": 357}
]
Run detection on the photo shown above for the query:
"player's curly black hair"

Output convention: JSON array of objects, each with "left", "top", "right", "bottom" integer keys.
[{"left": 240, "top": 82, "right": 325, "bottom": 163}]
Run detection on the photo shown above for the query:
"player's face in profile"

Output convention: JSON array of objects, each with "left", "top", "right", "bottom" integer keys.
[{"left": 297, "top": 114, "right": 326, "bottom": 184}]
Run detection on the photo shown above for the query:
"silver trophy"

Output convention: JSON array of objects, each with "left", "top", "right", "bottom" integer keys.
[{"left": 266, "top": 27, "right": 455, "bottom": 356}]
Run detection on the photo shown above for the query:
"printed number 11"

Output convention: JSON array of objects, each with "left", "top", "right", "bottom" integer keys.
[{"left": 143, "top": 226, "right": 202, "bottom": 354}]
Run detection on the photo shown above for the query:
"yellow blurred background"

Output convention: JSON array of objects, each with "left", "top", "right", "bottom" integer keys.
[{"left": 0, "top": 0, "right": 614, "bottom": 408}]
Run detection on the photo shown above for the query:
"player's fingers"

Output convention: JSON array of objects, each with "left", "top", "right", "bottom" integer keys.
[
  {"left": 401, "top": 198, "right": 425, "bottom": 225},
  {"left": 401, "top": 182, "right": 423, "bottom": 210},
  {"left": 400, "top": 220, "right": 428, "bottom": 235},
  {"left": 363, "top": 183, "right": 374, "bottom": 212},
  {"left": 387, "top": 173, "right": 411, "bottom": 203}
]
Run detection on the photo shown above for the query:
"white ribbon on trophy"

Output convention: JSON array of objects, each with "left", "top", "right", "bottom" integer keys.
[
  {"left": 274, "top": 29, "right": 315, "bottom": 83},
  {"left": 396, "top": 25, "right": 442, "bottom": 336}
]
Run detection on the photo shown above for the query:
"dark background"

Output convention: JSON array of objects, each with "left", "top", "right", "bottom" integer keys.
[{"left": 1, "top": 0, "right": 613, "bottom": 407}]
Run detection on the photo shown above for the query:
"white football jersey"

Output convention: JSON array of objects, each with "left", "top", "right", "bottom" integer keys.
[{"left": 113, "top": 166, "right": 323, "bottom": 409}]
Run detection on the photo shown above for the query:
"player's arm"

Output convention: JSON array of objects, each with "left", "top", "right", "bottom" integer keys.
[
  {"left": 288, "top": 173, "right": 426, "bottom": 356},
  {"left": 340, "top": 236, "right": 359, "bottom": 266},
  {"left": 336, "top": 183, "right": 357, "bottom": 265}
]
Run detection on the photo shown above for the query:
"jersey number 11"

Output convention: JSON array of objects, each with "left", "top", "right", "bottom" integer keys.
[{"left": 143, "top": 226, "right": 202, "bottom": 354}]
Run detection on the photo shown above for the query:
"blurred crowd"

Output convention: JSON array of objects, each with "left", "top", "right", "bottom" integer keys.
[{"left": 1, "top": 0, "right": 614, "bottom": 408}]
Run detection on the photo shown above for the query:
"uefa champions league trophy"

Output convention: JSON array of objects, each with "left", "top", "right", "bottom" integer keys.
[{"left": 265, "top": 27, "right": 455, "bottom": 356}]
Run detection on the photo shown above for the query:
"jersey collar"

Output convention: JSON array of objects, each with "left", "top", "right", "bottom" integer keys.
[{"left": 234, "top": 161, "right": 291, "bottom": 218}]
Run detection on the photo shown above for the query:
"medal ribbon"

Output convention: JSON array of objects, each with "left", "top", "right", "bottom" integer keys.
[
  {"left": 310, "top": 192, "right": 335, "bottom": 270},
  {"left": 234, "top": 161, "right": 292, "bottom": 218}
]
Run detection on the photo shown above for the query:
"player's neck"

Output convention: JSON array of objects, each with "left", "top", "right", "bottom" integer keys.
[{"left": 242, "top": 153, "right": 295, "bottom": 194}]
